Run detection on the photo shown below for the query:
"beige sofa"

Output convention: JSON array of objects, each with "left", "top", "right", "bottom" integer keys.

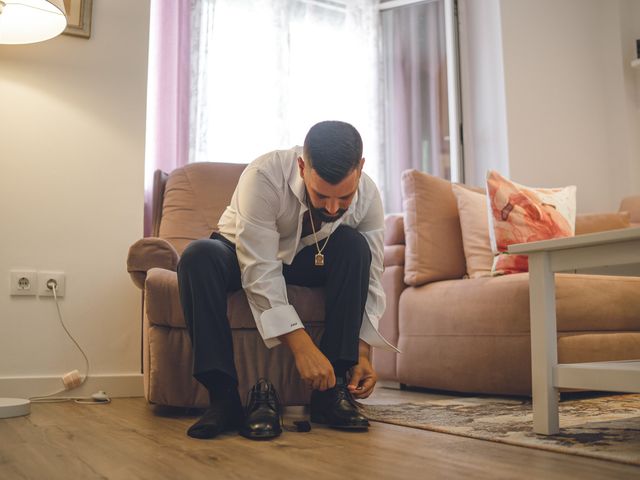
[{"left": 372, "top": 170, "right": 640, "bottom": 396}]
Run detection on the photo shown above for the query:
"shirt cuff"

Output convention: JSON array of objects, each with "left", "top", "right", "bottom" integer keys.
[
  {"left": 359, "top": 315, "right": 401, "bottom": 353},
  {"left": 259, "top": 304, "right": 304, "bottom": 345}
]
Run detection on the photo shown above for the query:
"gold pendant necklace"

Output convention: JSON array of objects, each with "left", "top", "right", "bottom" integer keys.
[{"left": 307, "top": 203, "right": 333, "bottom": 267}]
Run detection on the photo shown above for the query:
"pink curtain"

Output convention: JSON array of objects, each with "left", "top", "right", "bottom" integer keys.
[{"left": 144, "top": 0, "right": 192, "bottom": 236}]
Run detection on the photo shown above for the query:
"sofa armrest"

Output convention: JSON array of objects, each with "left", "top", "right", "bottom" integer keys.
[
  {"left": 575, "top": 212, "right": 631, "bottom": 235},
  {"left": 384, "top": 214, "right": 405, "bottom": 246},
  {"left": 127, "top": 237, "right": 180, "bottom": 289},
  {"left": 619, "top": 195, "right": 640, "bottom": 226},
  {"left": 384, "top": 245, "right": 405, "bottom": 267}
]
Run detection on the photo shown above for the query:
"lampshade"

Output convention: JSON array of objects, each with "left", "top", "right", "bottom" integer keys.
[{"left": 0, "top": 0, "right": 67, "bottom": 44}]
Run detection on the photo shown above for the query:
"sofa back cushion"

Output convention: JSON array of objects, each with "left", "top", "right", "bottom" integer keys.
[
  {"left": 453, "top": 187, "right": 631, "bottom": 278},
  {"left": 451, "top": 184, "right": 493, "bottom": 278},
  {"left": 401, "top": 170, "right": 466, "bottom": 286},
  {"left": 159, "top": 162, "right": 247, "bottom": 255},
  {"left": 486, "top": 170, "right": 576, "bottom": 275},
  {"left": 575, "top": 212, "right": 630, "bottom": 235}
]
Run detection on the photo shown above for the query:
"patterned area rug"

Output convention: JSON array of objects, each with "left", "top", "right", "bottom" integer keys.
[{"left": 362, "top": 393, "right": 640, "bottom": 466}]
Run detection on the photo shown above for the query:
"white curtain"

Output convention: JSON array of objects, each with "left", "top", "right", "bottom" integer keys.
[
  {"left": 190, "top": 0, "right": 381, "bottom": 184},
  {"left": 380, "top": 0, "right": 450, "bottom": 213}
]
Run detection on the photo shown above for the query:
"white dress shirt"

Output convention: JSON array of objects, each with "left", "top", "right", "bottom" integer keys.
[{"left": 218, "top": 146, "right": 399, "bottom": 352}]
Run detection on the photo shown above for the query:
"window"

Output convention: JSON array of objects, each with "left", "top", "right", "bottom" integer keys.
[{"left": 191, "top": 0, "right": 381, "bottom": 184}]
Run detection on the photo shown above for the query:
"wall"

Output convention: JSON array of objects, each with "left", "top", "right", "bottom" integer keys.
[
  {"left": 618, "top": 0, "right": 640, "bottom": 202},
  {"left": 499, "top": 0, "right": 640, "bottom": 213},
  {"left": 0, "top": 0, "right": 150, "bottom": 397}
]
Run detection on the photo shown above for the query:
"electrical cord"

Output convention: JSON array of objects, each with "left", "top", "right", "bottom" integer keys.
[{"left": 28, "top": 281, "right": 108, "bottom": 405}]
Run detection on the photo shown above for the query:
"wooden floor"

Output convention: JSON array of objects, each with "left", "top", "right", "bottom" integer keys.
[{"left": 1, "top": 387, "right": 639, "bottom": 480}]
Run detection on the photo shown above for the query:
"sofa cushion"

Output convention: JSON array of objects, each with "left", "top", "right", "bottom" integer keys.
[
  {"left": 486, "top": 170, "right": 576, "bottom": 275},
  {"left": 401, "top": 170, "right": 466, "bottom": 286},
  {"left": 395, "top": 331, "right": 640, "bottom": 396},
  {"left": 451, "top": 183, "right": 632, "bottom": 279},
  {"left": 399, "top": 273, "right": 640, "bottom": 336},
  {"left": 451, "top": 184, "right": 493, "bottom": 278},
  {"left": 159, "top": 163, "right": 247, "bottom": 255},
  {"left": 619, "top": 196, "right": 640, "bottom": 225},
  {"left": 144, "top": 267, "right": 326, "bottom": 329},
  {"left": 575, "top": 212, "right": 631, "bottom": 235}
]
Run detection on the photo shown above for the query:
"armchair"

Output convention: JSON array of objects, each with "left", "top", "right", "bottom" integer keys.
[{"left": 127, "top": 163, "right": 326, "bottom": 407}]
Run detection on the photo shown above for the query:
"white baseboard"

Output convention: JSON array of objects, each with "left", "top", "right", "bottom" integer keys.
[
  {"left": 378, "top": 380, "right": 402, "bottom": 390},
  {"left": 0, "top": 373, "right": 144, "bottom": 399}
]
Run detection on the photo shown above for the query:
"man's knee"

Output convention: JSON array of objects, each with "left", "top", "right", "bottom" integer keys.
[
  {"left": 178, "top": 239, "right": 228, "bottom": 272},
  {"left": 330, "top": 226, "right": 371, "bottom": 263}
]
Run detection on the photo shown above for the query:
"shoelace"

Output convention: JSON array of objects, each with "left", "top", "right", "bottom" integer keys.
[
  {"left": 334, "top": 383, "right": 361, "bottom": 410},
  {"left": 245, "top": 378, "right": 281, "bottom": 412}
]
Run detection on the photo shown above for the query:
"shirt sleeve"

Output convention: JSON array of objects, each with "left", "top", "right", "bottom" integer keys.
[
  {"left": 357, "top": 188, "right": 401, "bottom": 352},
  {"left": 234, "top": 167, "right": 304, "bottom": 348}
]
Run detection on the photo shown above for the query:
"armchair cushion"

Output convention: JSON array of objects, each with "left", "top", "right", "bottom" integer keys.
[
  {"left": 144, "top": 267, "right": 327, "bottom": 330},
  {"left": 159, "top": 163, "right": 247, "bottom": 255},
  {"left": 127, "top": 238, "right": 179, "bottom": 289}
]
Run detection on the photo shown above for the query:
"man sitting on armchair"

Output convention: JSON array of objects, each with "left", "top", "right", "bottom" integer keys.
[{"left": 177, "top": 120, "right": 397, "bottom": 440}]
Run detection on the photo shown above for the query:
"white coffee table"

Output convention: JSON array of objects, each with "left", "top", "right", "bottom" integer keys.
[{"left": 509, "top": 227, "right": 640, "bottom": 434}]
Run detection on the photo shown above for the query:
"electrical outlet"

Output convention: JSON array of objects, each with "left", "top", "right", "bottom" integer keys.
[
  {"left": 37, "top": 271, "right": 65, "bottom": 297},
  {"left": 10, "top": 270, "right": 38, "bottom": 296}
]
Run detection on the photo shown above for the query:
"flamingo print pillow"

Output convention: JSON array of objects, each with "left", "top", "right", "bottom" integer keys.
[{"left": 486, "top": 171, "right": 576, "bottom": 275}]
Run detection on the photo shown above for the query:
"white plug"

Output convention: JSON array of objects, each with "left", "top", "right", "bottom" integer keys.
[
  {"left": 91, "top": 391, "right": 110, "bottom": 403},
  {"left": 62, "top": 370, "right": 82, "bottom": 390},
  {"left": 38, "top": 271, "right": 65, "bottom": 297}
]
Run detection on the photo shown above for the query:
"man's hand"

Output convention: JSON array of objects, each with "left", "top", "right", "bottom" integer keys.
[
  {"left": 279, "top": 329, "right": 336, "bottom": 391},
  {"left": 348, "top": 341, "right": 377, "bottom": 399}
]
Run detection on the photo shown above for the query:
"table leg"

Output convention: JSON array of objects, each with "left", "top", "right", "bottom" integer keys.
[{"left": 529, "top": 252, "right": 559, "bottom": 434}]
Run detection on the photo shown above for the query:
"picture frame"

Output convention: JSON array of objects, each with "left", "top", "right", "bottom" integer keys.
[{"left": 63, "top": 0, "right": 93, "bottom": 39}]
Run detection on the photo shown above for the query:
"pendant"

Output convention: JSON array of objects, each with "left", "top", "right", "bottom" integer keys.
[{"left": 314, "top": 253, "right": 325, "bottom": 266}]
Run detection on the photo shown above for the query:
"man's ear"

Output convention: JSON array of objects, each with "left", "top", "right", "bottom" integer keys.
[{"left": 297, "top": 156, "right": 305, "bottom": 178}]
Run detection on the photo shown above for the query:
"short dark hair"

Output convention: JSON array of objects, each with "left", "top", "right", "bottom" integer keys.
[{"left": 303, "top": 121, "right": 363, "bottom": 184}]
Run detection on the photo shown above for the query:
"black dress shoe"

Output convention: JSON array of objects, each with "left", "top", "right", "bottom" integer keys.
[
  {"left": 187, "top": 392, "right": 244, "bottom": 439},
  {"left": 239, "top": 378, "right": 283, "bottom": 440},
  {"left": 310, "top": 381, "right": 370, "bottom": 430}
]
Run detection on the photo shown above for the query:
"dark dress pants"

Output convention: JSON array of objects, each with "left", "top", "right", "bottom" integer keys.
[{"left": 176, "top": 226, "right": 372, "bottom": 390}]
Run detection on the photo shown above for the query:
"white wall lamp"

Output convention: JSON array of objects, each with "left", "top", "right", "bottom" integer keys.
[{"left": 0, "top": 0, "right": 67, "bottom": 44}]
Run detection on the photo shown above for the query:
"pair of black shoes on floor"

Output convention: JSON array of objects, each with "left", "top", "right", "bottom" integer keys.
[{"left": 187, "top": 378, "right": 369, "bottom": 440}]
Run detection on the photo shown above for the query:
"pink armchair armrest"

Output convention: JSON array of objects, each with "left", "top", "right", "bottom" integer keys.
[{"left": 127, "top": 237, "right": 180, "bottom": 289}]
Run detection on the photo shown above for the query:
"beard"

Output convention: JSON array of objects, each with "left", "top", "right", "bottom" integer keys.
[
  {"left": 313, "top": 206, "right": 347, "bottom": 223},
  {"left": 305, "top": 187, "right": 348, "bottom": 222}
]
